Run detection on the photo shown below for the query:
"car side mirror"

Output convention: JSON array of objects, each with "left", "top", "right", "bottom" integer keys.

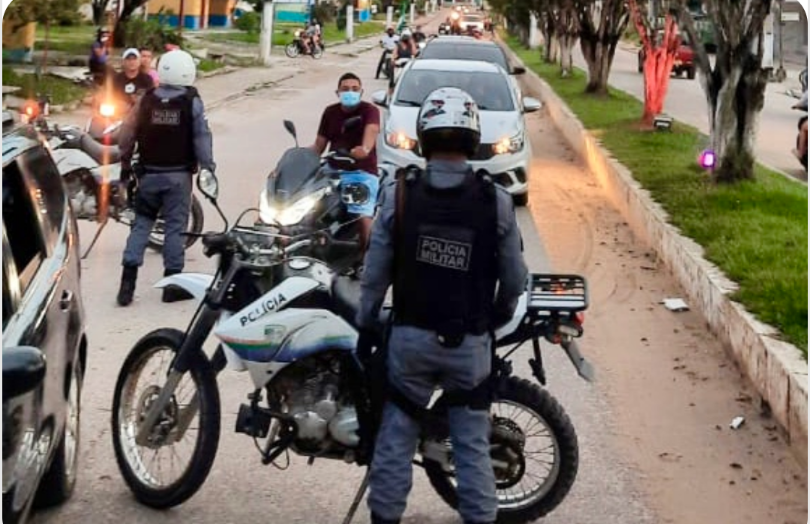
[
  {"left": 3, "top": 346, "right": 46, "bottom": 399},
  {"left": 511, "top": 66, "right": 526, "bottom": 75},
  {"left": 522, "top": 97, "right": 542, "bottom": 113},
  {"left": 371, "top": 90, "right": 388, "bottom": 107}
]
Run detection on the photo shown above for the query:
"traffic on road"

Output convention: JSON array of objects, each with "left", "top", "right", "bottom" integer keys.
[{"left": 2, "top": 6, "right": 807, "bottom": 524}]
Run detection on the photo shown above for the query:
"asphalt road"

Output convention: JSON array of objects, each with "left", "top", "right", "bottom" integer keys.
[
  {"left": 30, "top": 14, "right": 807, "bottom": 524},
  {"left": 571, "top": 44, "right": 808, "bottom": 180}
]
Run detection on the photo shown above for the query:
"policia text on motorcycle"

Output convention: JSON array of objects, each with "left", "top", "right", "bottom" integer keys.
[
  {"left": 357, "top": 87, "right": 529, "bottom": 524},
  {"left": 116, "top": 49, "right": 217, "bottom": 306}
]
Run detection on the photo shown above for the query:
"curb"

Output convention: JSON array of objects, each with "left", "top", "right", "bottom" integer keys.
[
  {"left": 499, "top": 40, "right": 809, "bottom": 463},
  {"left": 206, "top": 71, "right": 300, "bottom": 111}
]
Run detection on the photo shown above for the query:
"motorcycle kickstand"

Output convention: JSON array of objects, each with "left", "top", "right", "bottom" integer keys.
[
  {"left": 341, "top": 467, "right": 371, "bottom": 524},
  {"left": 81, "top": 218, "right": 110, "bottom": 259}
]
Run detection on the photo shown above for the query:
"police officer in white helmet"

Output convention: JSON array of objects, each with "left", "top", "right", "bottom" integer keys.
[
  {"left": 117, "top": 49, "right": 216, "bottom": 306},
  {"left": 357, "top": 87, "right": 528, "bottom": 524}
]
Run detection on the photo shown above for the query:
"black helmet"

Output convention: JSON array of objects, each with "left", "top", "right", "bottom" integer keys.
[{"left": 416, "top": 87, "right": 481, "bottom": 159}]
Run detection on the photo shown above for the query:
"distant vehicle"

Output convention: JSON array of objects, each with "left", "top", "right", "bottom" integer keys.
[
  {"left": 459, "top": 13, "right": 485, "bottom": 33},
  {"left": 638, "top": 31, "right": 696, "bottom": 80},
  {"left": 2, "top": 121, "right": 88, "bottom": 524}
]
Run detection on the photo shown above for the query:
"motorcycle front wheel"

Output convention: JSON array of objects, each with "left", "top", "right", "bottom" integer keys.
[
  {"left": 111, "top": 328, "right": 221, "bottom": 509},
  {"left": 285, "top": 43, "right": 300, "bottom": 58},
  {"left": 423, "top": 377, "right": 579, "bottom": 524},
  {"left": 146, "top": 195, "right": 204, "bottom": 252},
  {"left": 312, "top": 46, "right": 324, "bottom": 59}
]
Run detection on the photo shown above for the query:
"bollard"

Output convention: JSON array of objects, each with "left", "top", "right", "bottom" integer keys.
[
  {"left": 386, "top": 5, "right": 393, "bottom": 27},
  {"left": 409, "top": 2, "right": 415, "bottom": 25},
  {"left": 346, "top": 5, "right": 355, "bottom": 42},
  {"left": 259, "top": 1, "right": 274, "bottom": 65}
]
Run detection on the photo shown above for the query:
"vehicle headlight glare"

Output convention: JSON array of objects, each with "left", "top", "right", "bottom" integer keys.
[
  {"left": 492, "top": 133, "right": 524, "bottom": 155},
  {"left": 259, "top": 188, "right": 324, "bottom": 226},
  {"left": 386, "top": 131, "right": 417, "bottom": 150}
]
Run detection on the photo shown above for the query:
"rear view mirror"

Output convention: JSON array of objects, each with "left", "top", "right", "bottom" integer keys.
[
  {"left": 511, "top": 66, "right": 526, "bottom": 75},
  {"left": 371, "top": 90, "right": 388, "bottom": 107},
  {"left": 522, "top": 97, "right": 542, "bottom": 113},
  {"left": 197, "top": 169, "right": 219, "bottom": 201},
  {"left": 3, "top": 346, "right": 46, "bottom": 399},
  {"left": 283, "top": 119, "right": 297, "bottom": 139}
]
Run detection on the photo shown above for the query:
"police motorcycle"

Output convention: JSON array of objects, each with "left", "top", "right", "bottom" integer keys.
[
  {"left": 285, "top": 29, "right": 324, "bottom": 59},
  {"left": 257, "top": 119, "right": 373, "bottom": 273},
  {"left": 86, "top": 98, "right": 124, "bottom": 145},
  {"left": 109, "top": 167, "right": 595, "bottom": 523},
  {"left": 23, "top": 100, "right": 204, "bottom": 258}
]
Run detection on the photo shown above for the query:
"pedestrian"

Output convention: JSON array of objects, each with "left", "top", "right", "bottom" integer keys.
[
  {"left": 112, "top": 48, "right": 155, "bottom": 110},
  {"left": 139, "top": 47, "right": 160, "bottom": 86},
  {"left": 116, "top": 49, "right": 216, "bottom": 306},
  {"left": 357, "top": 87, "right": 528, "bottom": 524},
  {"left": 310, "top": 72, "right": 381, "bottom": 254}
]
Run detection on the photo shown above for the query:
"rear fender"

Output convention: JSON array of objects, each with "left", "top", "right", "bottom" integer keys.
[{"left": 154, "top": 273, "right": 214, "bottom": 303}]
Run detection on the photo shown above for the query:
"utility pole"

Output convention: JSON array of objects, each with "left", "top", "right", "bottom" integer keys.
[{"left": 178, "top": 0, "right": 185, "bottom": 36}]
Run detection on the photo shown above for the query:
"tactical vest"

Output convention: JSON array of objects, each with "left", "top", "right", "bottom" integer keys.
[
  {"left": 392, "top": 168, "right": 499, "bottom": 338},
  {"left": 136, "top": 87, "right": 197, "bottom": 170}
]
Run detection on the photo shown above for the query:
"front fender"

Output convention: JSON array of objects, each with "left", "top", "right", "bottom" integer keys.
[{"left": 154, "top": 273, "right": 214, "bottom": 303}]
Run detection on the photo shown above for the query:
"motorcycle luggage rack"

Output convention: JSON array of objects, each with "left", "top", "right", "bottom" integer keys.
[{"left": 527, "top": 274, "right": 588, "bottom": 313}]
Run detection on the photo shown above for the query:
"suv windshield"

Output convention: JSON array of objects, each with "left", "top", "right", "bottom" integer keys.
[
  {"left": 395, "top": 69, "right": 514, "bottom": 111},
  {"left": 420, "top": 44, "right": 509, "bottom": 72}
]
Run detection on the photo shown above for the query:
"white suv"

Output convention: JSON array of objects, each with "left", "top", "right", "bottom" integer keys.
[{"left": 373, "top": 59, "right": 541, "bottom": 205}]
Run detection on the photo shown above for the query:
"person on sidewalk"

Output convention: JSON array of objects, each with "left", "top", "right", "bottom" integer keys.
[
  {"left": 116, "top": 49, "right": 216, "bottom": 306},
  {"left": 139, "top": 47, "right": 160, "bottom": 86},
  {"left": 357, "top": 87, "right": 528, "bottom": 524},
  {"left": 112, "top": 48, "right": 155, "bottom": 110},
  {"left": 310, "top": 72, "right": 381, "bottom": 255}
]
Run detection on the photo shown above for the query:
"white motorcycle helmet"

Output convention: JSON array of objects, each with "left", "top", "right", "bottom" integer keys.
[{"left": 157, "top": 49, "right": 197, "bottom": 87}]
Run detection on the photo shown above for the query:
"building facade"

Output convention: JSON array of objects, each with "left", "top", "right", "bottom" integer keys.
[{"left": 146, "top": 0, "right": 237, "bottom": 29}]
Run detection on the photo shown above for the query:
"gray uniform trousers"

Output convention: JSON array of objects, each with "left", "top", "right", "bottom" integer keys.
[
  {"left": 368, "top": 325, "right": 498, "bottom": 524},
  {"left": 122, "top": 170, "right": 192, "bottom": 272}
]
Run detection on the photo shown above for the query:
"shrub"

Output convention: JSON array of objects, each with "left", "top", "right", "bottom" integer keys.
[
  {"left": 312, "top": 3, "right": 335, "bottom": 23},
  {"left": 121, "top": 16, "right": 183, "bottom": 51},
  {"left": 234, "top": 11, "right": 261, "bottom": 33}
]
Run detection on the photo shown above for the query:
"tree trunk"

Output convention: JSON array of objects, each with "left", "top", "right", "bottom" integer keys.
[
  {"left": 709, "top": 62, "right": 768, "bottom": 182},
  {"left": 641, "top": 48, "right": 677, "bottom": 125},
  {"left": 559, "top": 35, "right": 576, "bottom": 77},
  {"left": 545, "top": 34, "right": 560, "bottom": 63},
  {"left": 92, "top": 3, "right": 106, "bottom": 25},
  {"left": 581, "top": 36, "right": 617, "bottom": 94}
]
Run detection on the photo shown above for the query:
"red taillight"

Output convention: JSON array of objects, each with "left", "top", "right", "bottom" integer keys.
[{"left": 575, "top": 312, "right": 585, "bottom": 325}]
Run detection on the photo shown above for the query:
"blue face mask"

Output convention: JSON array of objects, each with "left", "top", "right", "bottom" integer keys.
[{"left": 340, "top": 91, "right": 362, "bottom": 108}]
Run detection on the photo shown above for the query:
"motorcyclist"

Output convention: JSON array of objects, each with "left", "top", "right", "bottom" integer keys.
[
  {"left": 792, "top": 89, "right": 807, "bottom": 168},
  {"left": 116, "top": 49, "right": 216, "bottom": 306},
  {"left": 391, "top": 29, "right": 417, "bottom": 62},
  {"left": 377, "top": 26, "right": 400, "bottom": 79},
  {"left": 412, "top": 24, "right": 427, "bottom": 43},
  {"left": 310, "top": 72, "right": 381, "bottom": 254},
  {"left": 302, "top": 18, "right": 321, "bottom": 55},
  {"left": 357, "top": 87, "right": 528, "bottom": 524}
]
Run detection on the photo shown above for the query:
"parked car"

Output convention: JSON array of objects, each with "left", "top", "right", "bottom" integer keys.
[
  {"left": 637, "top": 31, "right": 696, "bottom": 79},
  {"left": 418, "top": 36, "right": 526, "bottom": 103},
  {"left": 372, "top": 59, "right": 542, "bottom": 206},
  {"left": 3, "top": 119, "right": 87, "bottom": 524}
]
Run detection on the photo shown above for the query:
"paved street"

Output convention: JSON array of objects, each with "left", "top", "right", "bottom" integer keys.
[
  {"left": 571, "top": 45, "right": 808, "bottom": 180},
  {"left": 30, "top": 14, "right": 806, "bottom": 524}
]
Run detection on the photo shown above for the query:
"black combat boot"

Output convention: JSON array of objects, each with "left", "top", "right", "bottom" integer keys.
[
  {"left": 161, "top": 269, "right": 194, "bottom": 303},
  {"left": 117, "top": 265, "right": 138, "bottom": 306},
  {"left": 371, "top": 514, "right": 400, "bottom": 524}
]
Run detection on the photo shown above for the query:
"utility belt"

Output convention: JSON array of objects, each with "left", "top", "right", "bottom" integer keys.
[
  {"left": 393, "top": 314, "right": 489, "bottom": 348},
  {"left": 136, "top": 164, "right": 196, "bottom": 176}
]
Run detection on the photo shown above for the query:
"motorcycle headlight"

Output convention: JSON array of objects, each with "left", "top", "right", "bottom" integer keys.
[
  {"left": 492, "top": 132, "right": 525, "bottom": 155},
  {"left": 294, "top": 30, "right": 302, "bottom": 37},
  {"left": 99, "top": 103, "right": 115, "bottom": 117},
  {"left": 259, "top": 188, "right": 325, "bottom": 226},
  {"left": 385, "top": 131, "right": 417, "bottom": 150}
]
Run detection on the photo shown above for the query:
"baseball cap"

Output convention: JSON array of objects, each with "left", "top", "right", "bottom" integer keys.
[{"left": 122, "top": 48, "right": 140, "bottom": 59}]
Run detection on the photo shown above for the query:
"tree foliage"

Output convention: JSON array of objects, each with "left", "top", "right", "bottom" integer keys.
[
  {"left": 5, "top": 0, "right": 81, "bottom": 29},
  {"left": 629, "top": 0, "right": 681, "bottom": 125},
  {"left": 677, "top": 0, "right": 773, "bottom": 182}
]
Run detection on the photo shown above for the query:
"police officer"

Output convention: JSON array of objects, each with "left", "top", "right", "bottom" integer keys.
[
  {"left": 116, "top": 49, "right": 216, "bottom": 306},
  {"left": 357, "top": 87, "right": 528, "bottom": 524}
]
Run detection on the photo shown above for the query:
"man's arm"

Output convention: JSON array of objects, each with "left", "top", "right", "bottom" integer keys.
[
  {"left": 192, "top": 96, "right": 216, "bottom": 172},
  {"left": 493, "top": 189, "right": 528, "bottom": 325},
  {"left": 357, "top": 182, "right": 396, "bottom": 329},
  {"left": 119, "top": 97, "right": 142, "bottom": 169},
  {"left": 351, "top": 115, "right": 380, "bottom": 160}
]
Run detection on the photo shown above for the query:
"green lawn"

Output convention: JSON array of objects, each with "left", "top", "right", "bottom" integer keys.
[
  {"left": 34, "top": 24, "right": 95, "bottom": 55},
  {"left": 503, "top": 33, "right": 809, "bottom": 355},
  {"left": 202, "top": 20, "right": 384, "bottom": 47},
  {"left": 2, "top": 66, "right": 87, "bottom": 105}
]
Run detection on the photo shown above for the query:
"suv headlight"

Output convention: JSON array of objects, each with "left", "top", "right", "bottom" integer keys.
[
  {"left": 492, "top": 132, "right": 524, "bottom": 155},
  {"left": 259, "top": 188, "right": 325, "bottom": 226},
  {"left": 385, "top": 131, "right": 417, "bottom": 150}
]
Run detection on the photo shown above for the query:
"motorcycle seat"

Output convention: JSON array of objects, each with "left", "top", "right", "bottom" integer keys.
[
  {"left": 80, "top": 133, "right": 122, "bottom": 165},
  {"left": 331, "top": 274, "right": 362, "bottom": 327}
]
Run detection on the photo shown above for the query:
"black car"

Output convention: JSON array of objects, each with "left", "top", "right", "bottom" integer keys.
[
  {"left": 419, "top": 36, "right": 526, "bottom": 76},
  {"left": 3, "top": 121, "right": 87, "bottom": 524}
]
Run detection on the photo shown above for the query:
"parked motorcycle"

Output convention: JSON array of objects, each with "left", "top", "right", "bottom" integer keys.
[
  {"left": 793, "top": 95, "right": 807, "bottom": 169},
  {"left": 257, "top": 119, "right": 369, "bottom": 273},
  {"left": 26, "top": 104, "right": 204, "bottom": 258},
  {"left": 109, "top": 173, "right": 593, "bottom": 523},
  {"left": 285, "top": 31, "right": 324, "bottom": 59}
]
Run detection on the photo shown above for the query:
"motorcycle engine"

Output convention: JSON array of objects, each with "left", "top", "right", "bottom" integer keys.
[{"left": 273, "top": 353, "right": 360, "bottom": 453}]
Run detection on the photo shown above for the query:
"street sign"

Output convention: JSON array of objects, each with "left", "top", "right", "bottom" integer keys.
[{"left": 781, "top": 12, "right": 801, "bottom": 22}]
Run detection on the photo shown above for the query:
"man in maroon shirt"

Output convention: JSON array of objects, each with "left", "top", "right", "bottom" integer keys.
[{"left": 311, "top": 72, "right": 381, "bottom": 253}]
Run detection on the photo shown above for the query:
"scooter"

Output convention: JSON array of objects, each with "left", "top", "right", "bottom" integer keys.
[{"left": 285, "top": 31, "right": 324, "bottom": 59}]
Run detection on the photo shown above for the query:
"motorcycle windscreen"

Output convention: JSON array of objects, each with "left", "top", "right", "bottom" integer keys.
[{"left": 267, "top": 147, "right": 323, "bottom": 204}]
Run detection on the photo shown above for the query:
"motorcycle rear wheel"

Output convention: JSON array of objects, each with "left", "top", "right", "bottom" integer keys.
[
  {"left": 111, "top": 328, "right": 221, "bottom": 509},
  {"left": 146, "top": 195, "right": 204, "bottom": 252},
  {"left": 285, "top": 43, "right": 300, "bottom": 58},
  {"left": 423, "top": 377, "right": 579, "bottom": 524}
]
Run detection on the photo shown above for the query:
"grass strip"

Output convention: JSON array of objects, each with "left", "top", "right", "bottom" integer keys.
[
  {"left": 2, "top": 66, "right": 87, "bottom": 106},
  {"left": 503, "top": 33, "right": 808, "bottom": 354},
  {"left": 202, "top": 21, "right": 384, "bottom": 46}
]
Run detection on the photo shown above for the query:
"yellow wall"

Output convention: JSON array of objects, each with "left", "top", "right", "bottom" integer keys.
[
  {"left": 209, "top": 0, "right": 235, "bottom": 17},
  {"left": 2, "top": 19, "right": 36, "bottom": 48},
  {"left": 148, "top": 0, "right": 205, "bottom": 17}
]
